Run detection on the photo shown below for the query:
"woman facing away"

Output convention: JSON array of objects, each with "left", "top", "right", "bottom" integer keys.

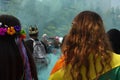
[
  {"left": 48, "top": 11, "right": 120, "bottom": 80},
  {"left": 0, "top": 14, "right": 38, "bottom": 80}
]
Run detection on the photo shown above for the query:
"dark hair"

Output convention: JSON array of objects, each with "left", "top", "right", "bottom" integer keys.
[
  {"left": 28, "top": 26, "right": 39, "bottom": 38},
  {"left": 0, "top": 14, "right": 38, "bottom": 80},
  {"left": 107, "top": 29, "right": 120, "bottom": 54},
  {"left": 0, "top": 14, "right": 21, "bottom": 39},
  {"left": 62, "top": 11, "right": 112, "bottom": 80},
  {"left": 0, "top": 14, "right": 21, "bottom": 26}
]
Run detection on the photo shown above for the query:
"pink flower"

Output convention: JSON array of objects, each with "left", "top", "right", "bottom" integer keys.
[{"left": 0, "top": 28, "right": 7, "bottom": 36}]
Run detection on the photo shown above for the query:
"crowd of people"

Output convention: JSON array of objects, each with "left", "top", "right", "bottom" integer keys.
[{"left": 0, "top": 10, "right": 120, "bottom": 80}]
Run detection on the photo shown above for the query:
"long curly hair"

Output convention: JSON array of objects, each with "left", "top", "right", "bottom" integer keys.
[{"left": 62, "top": 11, "right": 113, "bottom": 80}]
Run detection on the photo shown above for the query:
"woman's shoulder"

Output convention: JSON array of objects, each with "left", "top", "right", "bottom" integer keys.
[
  {"left": 99, "top": 66, "right": 120, "bottom": 80},
  {"left": 111, "top": 52, "right": 120, "bottom": 67},
  {"left": 98, "top": 52, "right": 120, "bottom": 80}
]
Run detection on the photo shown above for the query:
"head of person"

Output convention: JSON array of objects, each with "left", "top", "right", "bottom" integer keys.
[
  {"left": 42, "top": 33, "right": 48, "bottom": 40},
  {"left": 29, "top": 26, "right": 39, "bottom": 39},
  {"left": 107, "top": 28, "right": 120, "bottom": 54},
  {"left": 0, "top": 14, "right": 24, "bottom": 39},
  {"left": 0, "top": 14, "right": 25, "bottom": 79},
  {"left": 62, "top": 11, "right": 112, "bottom": 80},
  {"left": 0, "top": 15, "right": 38, "bottom": 80}
]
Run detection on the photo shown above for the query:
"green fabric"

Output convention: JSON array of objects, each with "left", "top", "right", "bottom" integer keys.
[{"left": 99, "top": 66, "right": 120, "bottom": 80}]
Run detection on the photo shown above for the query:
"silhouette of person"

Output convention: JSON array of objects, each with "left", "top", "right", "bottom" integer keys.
[
  {"left": 107, "top": 28, "right": 120, "bottom": 54},
  {"left": 25, "top": 26, "right": 49, "bottom": 79},
  {"left": 25, "top": 26, "right": 48, "bottom": 57}
]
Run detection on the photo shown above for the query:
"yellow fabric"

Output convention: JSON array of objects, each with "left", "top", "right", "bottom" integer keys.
[
  {"left": 50, "top": 55, "right": 65, "bottom": 75},
  {"left": 48, "top": 52, "right": 120, "bottom": 80}
]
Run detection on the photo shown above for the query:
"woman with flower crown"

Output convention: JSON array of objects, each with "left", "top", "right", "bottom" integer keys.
[{"left": 0, "top": 14, "right": 38, "bottom": 80}]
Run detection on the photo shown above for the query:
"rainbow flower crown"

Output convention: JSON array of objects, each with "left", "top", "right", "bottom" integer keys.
[{"left": 0, "top": 22, "right": 26, "bottom": 39}]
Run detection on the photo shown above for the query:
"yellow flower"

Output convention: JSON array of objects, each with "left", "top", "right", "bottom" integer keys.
[{"left": 7, "top": 26, "right": 16, "bottom": 35}]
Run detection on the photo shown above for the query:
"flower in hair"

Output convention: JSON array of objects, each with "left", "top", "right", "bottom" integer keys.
[
  {"left": 0, "top": 27, "right": 7, "bottom": 36},
  {"left": 20, "top": 29, "right": 26, "bottom": 39},
  {"left": 14, "top": 25, "right": 21, "bottom": 32},
  {"left": 0, "top": 22, "right": 26, "bottom": 39},
  {"left": 7, "top": 26, "right": 16, "bottom": 35}
]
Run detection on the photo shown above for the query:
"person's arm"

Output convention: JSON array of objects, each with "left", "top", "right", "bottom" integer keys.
[
  {"left": 24, "top": 40, "right": 34, "bottom": 54},
  {"left": 23, "top": 41, "right": 38, "bottom": 80}
]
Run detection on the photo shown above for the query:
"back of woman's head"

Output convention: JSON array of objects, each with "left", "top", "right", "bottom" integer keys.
[
  {"left": 0, "top": 14, "right": 21, "bottom": 26},
  {"left": 70, "top": 11, "right": 105, "bottom": 44},
  {"left": 63, "top": 10, "right": 111, "bottom": 58},
  {"left": 0, "top": 15, "right": 38, "bottom": 80},
  {"left": 62, "top": 11, "right": 112, "bottom": 80},
  {"left": 0, "top": 14, "right": 22, "bottom": 39},
  {"left": 0, "top": 14, "right": 24, "bottom": 80}
]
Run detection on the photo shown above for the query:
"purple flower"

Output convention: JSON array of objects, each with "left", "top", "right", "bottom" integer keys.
[
  {"left": 0, "top": 28, "right": 7, "bottom": 36},
  {"left": 14, "top": 25, "right": 21, "bottom": 32}
]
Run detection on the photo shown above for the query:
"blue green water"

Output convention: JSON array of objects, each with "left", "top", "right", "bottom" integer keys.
[{"left": 37, "top": 49, "right": 61, "bottom": 80}]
